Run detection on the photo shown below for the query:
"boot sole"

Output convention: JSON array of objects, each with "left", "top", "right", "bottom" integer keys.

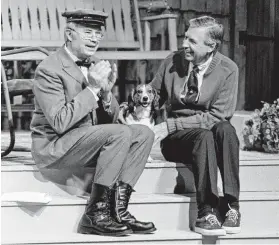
[
  {"left": 194, "top": 227, "right": 226, "bottom": 236},
  {"left": 222, "top": 226, "right": 241, "bottom": 234},
  {"left": 78, "top": 226, "right": 132, "bottom": 237},
  {"left": 132, "top": 227, "right": 157, "bottom": 234}
]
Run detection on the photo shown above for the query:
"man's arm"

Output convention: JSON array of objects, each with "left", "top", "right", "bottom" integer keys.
[
  {"left": 166, "top": 69, "right": 239, "bottom": 134},
  {"left": 149, "top": 55, "right": 170, "bottom": 105},
  {"left": 97, "top": 92, "right": 120, "bottom": 123},
  {"left": 33, "top": 67, "right": 99, "bottom": 134}
]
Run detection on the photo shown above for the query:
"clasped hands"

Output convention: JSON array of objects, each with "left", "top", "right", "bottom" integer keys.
[{"left": 87, "top": 60, "right": 117, "bottom": 102}]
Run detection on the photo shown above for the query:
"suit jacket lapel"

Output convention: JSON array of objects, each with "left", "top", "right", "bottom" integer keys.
[{"left": 57, "top": 47, "right": 86, "bottom": 85}]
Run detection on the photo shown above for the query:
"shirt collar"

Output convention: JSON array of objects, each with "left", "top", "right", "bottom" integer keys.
[
  {"left": 190, "top": 54, "right": 213, "bottom": 74},
  {"left": 64, "top": 45, "right": 79, "bottom": 62}
]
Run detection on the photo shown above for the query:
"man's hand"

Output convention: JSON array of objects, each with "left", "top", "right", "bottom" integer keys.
[
  {"left": 102, "top": 63, "right": 117, "bottom": 92},
  {"left": 153, "top": 122, "right": 168, "bottom": 147},
  {"left": 99, "top": 63, "right": 118, "bottom": 102},
  {"left": 117, "top": 102, "right": 129, "bottom": 124},
  {"left": 87, "top": 60, "right": 112, "bottom": 93}
]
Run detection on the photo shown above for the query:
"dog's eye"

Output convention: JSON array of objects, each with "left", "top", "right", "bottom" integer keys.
[
  {"left": 137, "top": 90, "right": 142, "bottom": 94},
  {"left": 148, "top": 90, "right": 152, "bottom": 93}
]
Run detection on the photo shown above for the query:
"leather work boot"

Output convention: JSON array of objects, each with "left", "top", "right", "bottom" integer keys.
[
  {"left": 77, "top": 183, "right": 132, "bottom": 236},
  {"left": 112, "top": 181, "right": 156, "bottom": 234}
]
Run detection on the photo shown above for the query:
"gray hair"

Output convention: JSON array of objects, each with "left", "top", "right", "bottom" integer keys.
[
  {"left": 189, "top": 16, "right": 224, "bottom": 51},
  {"left": 64, "top": 22, "right": 77, "bottom": 42}
]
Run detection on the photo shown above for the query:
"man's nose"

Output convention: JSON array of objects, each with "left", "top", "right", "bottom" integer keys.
[
  {"left": 88, "top": 36, "right": 98, "bottom": 42},
  {"left": 182, "top": 38, "right": 189, "bottom": 48}
]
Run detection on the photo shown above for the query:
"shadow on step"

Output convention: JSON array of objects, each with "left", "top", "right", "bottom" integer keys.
[{"left": 37, "top": 167, "right": 95, "bottom": 196}]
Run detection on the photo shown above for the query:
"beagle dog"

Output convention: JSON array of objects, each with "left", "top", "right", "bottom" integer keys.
[{"left": 120, "top": 84, "right": 160, "bottom": 129}]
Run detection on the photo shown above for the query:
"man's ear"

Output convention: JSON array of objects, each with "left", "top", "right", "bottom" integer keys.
[
  {"left": 152, "top": 88, "right": 160, "bottom": 111},
  {"left": 65, "top": 29, "right": 73, "bottom": 42},
  {"left": 207, "top": 41, "right": 216, "bottom": 53}
]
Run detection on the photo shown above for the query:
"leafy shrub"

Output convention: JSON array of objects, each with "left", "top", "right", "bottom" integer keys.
[{"left": 242, "top": 99, "right": 279, "bottom": 153}]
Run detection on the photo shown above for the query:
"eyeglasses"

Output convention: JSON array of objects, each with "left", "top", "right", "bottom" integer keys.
[{"left": 69, "top": 28, "right": 104, "bottom": 41}]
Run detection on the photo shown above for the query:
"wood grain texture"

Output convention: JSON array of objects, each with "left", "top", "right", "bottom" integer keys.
[
  {"left": 1, "top": 0, "right": 144, "bottom": 50},
  {"left": 245, "top": 0, "right": 276, "bottom": 109},
  {"left": 235, "top": 0, "right": 247, "bottom": 110}
]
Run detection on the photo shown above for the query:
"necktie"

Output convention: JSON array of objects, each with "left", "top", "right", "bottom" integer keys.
[
  {"left": 183, "top": 65, "right": 199, "bottom": 104},
  {"left": 75, "top": 59, "right": 91, "bottom": 68}
]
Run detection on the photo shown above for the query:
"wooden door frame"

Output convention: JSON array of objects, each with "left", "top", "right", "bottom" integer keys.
[
  {"left": 274, "top": 0, "right": 279, "bottom": 100},
  {"left": 232, "top": 0, "right": 247, "bottom": 110}
]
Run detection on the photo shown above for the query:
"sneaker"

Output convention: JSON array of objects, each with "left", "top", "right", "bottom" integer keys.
[
  {"left": 222, "top": 204, "right": 241, "bottom": 234},
  {"left": 194, "top": 212, "right": 226, "bottom": 236}
]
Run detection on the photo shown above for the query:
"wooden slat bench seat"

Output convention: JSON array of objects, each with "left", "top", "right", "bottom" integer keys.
[
  {"left": 1, "top": 0, "right": 178, "bottom": 59},
  {"left": 1, "top": 0, "right": 144, "bottom": 51}
]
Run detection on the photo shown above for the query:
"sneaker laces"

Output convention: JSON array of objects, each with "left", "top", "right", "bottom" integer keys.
[
  {"left": 205, "top": 214, "right": 221, "bottom": 226},
  {"left": 225, "top": 204, "right": 239, "bottom": 224}
]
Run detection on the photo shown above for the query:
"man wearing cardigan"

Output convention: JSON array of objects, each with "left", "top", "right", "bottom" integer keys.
[{"left": 151, "top": 16, "right": 240, "bottom": 236}]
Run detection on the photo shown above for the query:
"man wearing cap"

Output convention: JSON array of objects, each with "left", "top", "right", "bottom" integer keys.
[{"left": 30, "top": 9, "right": 156, "bottom": 237}]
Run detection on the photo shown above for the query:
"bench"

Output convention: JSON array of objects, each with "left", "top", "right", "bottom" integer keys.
[{"left": 1, "top": 0, "right": 178, "bottom": 60}]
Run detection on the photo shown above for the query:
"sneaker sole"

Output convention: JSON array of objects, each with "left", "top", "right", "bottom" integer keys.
[
  {"left": 194, "top": 227, "right": 226, "bottom": 236},
  {"left": 222, "top": 226, "right": 241, "bottom": 234}
]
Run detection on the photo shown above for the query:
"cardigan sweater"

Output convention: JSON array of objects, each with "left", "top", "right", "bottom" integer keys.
[{"left": 150, "top": 50, "right": 239, "bottom": 134}]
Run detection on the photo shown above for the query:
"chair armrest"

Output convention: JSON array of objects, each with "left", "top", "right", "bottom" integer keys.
[
  {"left": 2, "top": 79, "right": 34, "bottom": 96},
  {"left": 141, "top": 13, "right": 178, "bottom": 22}
]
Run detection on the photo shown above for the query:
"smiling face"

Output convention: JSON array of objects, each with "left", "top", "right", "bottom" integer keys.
[
  {"left": 133, "top": 84, "right": 155, "bottom": 108},
  {"left": 65, "top": 23, "right": 103, "bottom": 59},
  {"left": 183, "top": 26, "right": 215, "bottom": 65}
]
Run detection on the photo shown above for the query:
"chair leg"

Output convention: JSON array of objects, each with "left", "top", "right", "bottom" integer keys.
[
  {"left": 168, "top": 18, "right": 178, "bottom": 51},
  {"left": 144, "top": 20, "right": 151, "bottom": 51},
  {"left": 1, "top": 63, "right": 15, "bottom": 157}
]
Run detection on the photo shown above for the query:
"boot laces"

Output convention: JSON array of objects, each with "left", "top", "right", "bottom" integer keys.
[
  {"left": 118, "top": 199, "right": 135, "bottom": 220},
  {"left": 205, "top": 214, "right": 221, "bottom": 226},
  {"left": 225, "top": 204, "right": 238, "bottom": 224}
]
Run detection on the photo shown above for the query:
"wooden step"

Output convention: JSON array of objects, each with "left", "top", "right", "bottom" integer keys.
[
  {"left": 1, "top": 112, "right": 252, "bottom": 149},
  {"left": 2, "top": 151, "right": 279, "bottom": 196},
  {"left": 2, "top": 192, "right": 279, "bottom": 236},
  {"left": 2, "top": 229, "right": 279, "bottom": 245}
]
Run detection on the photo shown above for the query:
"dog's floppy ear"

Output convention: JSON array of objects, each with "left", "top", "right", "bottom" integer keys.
[
  {"left": 151, "top": 88, "right": 160, "bottom": 111},
  {"left": 128, "top": 88, "right": 135, "bottom": 113}
]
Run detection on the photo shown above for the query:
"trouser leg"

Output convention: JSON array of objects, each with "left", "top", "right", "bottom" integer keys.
[
  {"left": 117, "top": 124, "right": 154, "bottom": 187},
  {"left": 211, "top": 121, "right": 240, "bottom": 209},
  {"left": 161, "top": 128, "right": 219, "bottom": 216},
  {"left": 47, "top": 124, "right": 133, "bottom": 187},
  {"left": 109, "top": 125, "right": 156, "bottom": 234}
]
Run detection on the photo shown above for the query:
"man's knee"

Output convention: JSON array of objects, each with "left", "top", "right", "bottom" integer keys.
[
  {"left": 114, "top": 124, "right": 133, "bottom": 140},
  {"left": 197, "top": 129, "right": 214, "bottom": 143},
  {"left": 213, "top": 121, "right": 237, "bottom": 136},
  {"left": 130, "top": 125, "right": 155, "bottom": 143},
  {"left": 87, "top": 124, "right": 132, "bottom": 143}
]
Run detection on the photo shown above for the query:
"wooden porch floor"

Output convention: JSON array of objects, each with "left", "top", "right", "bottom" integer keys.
[{"left": 1, "top": 131, "right": 279, "bottom": 166}]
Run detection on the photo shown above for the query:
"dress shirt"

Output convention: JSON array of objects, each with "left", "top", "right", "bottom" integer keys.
[{"left": 181, "top": 54, "right": 213, "bottom": 101}]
